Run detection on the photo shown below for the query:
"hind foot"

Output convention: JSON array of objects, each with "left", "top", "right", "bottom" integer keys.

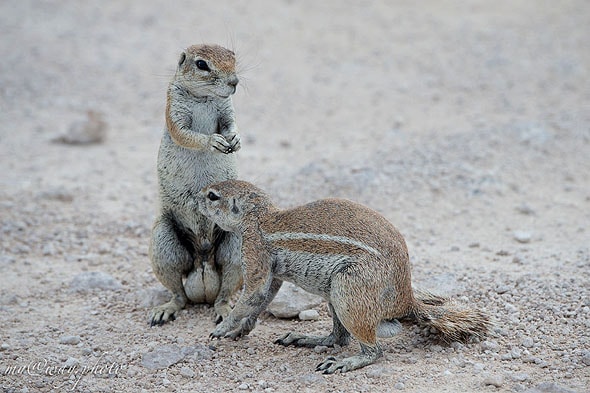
[
  {"left": 316, "top": 343, "right": 382, "bottom": 374},
  {"left": 275, "top": 331, "right": 350, "bottom": 348}
]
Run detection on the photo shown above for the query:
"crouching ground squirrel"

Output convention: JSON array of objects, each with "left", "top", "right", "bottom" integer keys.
[
  {"left": 197, "top": 180, "right": 491, "bottom": 373},
  {"left": 149, "top": 44, "right": 243, "bottom": 326}
]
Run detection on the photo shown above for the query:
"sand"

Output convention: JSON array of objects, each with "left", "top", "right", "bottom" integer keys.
[{"left": 1, "top": 1, "right": 588, "bottom": 392}]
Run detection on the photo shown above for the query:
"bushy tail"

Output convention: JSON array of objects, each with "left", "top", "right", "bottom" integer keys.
[{"left": 410, "top": 289, "right": 491, "bottom": 342}]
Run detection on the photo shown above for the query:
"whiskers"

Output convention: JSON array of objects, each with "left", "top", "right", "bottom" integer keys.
[{"left": 152, "top": 66, "right": 176, "bottom": 81}]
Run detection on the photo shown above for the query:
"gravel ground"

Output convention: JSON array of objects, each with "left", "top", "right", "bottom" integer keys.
[{"left": 1, "top": 1, "right": 589, "bottom": 392}]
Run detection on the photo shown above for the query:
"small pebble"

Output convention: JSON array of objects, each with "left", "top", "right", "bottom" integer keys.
[
  {"left": 298, "top": 309, "right": 320, "bottom": 321},
  {"left": 59, "top": 335, "right": 81, "bottom": 345},
  {"left": 505, "top": 303, "right": 518, "bottom": 313},
  {"left": 64, "top": 357, "right": 79, "bottom": 368},
  {"left": 509, "top": 373, "right": 529, "bottom": 382},
  {"left": 450, "top": 342, "right": 464, "bottom": 351},
  {"left": 535, "top": 359, "right": 549, "bottom": 368},
  {"left": 451, "top": 356, "right": 466, "bottom": 368},
  {"left": 238, "top": 383, "right": 249, "bottom": 390},
  {"left": 394, "top": 382, "right": 405, "bottom": 390},
  {"left": 126, "top": 367, "right": 139, "bottom": 377},
  {"left": 513, "top": 231, "right": 532, "bottom": 243},
  {"left": 180, "top": 366, "right": 195, "bottom": 378},
  {"left": 483, "top": 374, "right": 504, "bottom": 388},
  {"left": 496, "top": 285, "right": 511, "bottom": 294},
  {"left": 481, "top": 340, "right": 500, "bottom": 352},
  {"left": 521, "top": 337, "right": 534, "bottom": 348},
  {"left": 430, "top": 345, "right": 443, "bottom": 352}
]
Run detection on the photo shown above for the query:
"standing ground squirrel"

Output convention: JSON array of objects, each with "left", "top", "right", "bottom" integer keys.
[
  {"left": 197, "top": 180, "right": 491, "bottom": 373},
  {"left": 149, "top": 44, "right": 243, "bottom": 326}
]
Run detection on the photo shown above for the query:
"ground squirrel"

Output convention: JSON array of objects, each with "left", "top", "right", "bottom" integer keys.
[
  {"left": 197, "top": 180, "right": 490, "bottom": 373},
  {"left": 149, "top": 44, "right": 243, "bottom": 326}
]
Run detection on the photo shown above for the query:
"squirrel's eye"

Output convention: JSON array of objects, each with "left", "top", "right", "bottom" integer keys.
[
  {"left": 196, "top": 60, "right": 211, "bottom": 71},
  {"left": 207, "top": 191, "right": 220, "bottom": 201}
]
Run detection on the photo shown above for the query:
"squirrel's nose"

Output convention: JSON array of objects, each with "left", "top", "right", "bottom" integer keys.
[{"left": 227, "top": 76, "right": 239, "bottom": 88}]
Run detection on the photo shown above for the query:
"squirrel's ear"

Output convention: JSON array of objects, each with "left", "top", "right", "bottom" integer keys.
[{"left": 178, "top": 52, "right": 187, "bottom": 68}]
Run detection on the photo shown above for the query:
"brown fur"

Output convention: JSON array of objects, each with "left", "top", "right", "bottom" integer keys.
[
  {"left": 198, "top": 180, "right": 491, "bottom": 373},
  {"left": 186, "top": 44, "right": 236, "bottom": 73},
  {"left": 165, "top": 43, "right": 240, "bottom": 151}
]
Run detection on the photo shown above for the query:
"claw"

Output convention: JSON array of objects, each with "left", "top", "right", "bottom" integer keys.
[
  {"left": 225, "top": 330, "right": 242, "bottom": 341},
  {"left": 316, "top": 356, "right": 337, "bottom": 372},
  {"left": 213, "top": 145, "right": 227, "bottom": 154},
  {"left": 150, "top": 313, "right": 165, "bottom": 327},
  {"left": 274, "top": 333, "right": 289, "bottom": 346}
]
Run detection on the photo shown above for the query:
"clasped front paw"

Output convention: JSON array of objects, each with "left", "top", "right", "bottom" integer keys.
[
  {"left": 209, "top": 134, "right": 232, "bottom": 154},
  {"left": 227, "top": 133, "right": 241, "bottom": 153}
]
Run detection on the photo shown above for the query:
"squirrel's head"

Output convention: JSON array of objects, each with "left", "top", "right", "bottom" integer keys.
[
  {"left": 197, "top": 180, "right": 272, "bottom": 233},
  {"left": 175, "top": 44, "right": 239, "bottom": 98}
]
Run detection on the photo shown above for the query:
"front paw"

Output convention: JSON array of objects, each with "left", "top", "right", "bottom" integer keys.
[
  {"left": 226, "top": 133, "right": 241, "bottom": 152},
  {"left": 210, "top": 317, "right": 254, "bottom": 340},
  {"left": 209, "top": 134, "right": 232, "bottom": 154},
  {"left": 213, "top": 302, "right": 232, "bottom": 325},
  {"left": 210, "top": 319, "right": 235, "bottom": 339}
]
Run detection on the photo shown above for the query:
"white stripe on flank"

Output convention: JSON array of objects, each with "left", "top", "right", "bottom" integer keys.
[{"left": 264, "top": 232, "right": 381, "bottom": 256}]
